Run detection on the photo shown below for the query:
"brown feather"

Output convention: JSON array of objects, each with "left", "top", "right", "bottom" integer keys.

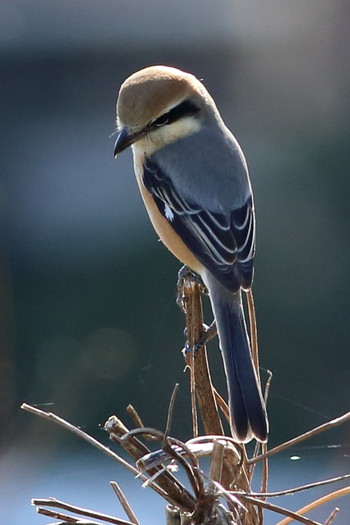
[{"left": 117, "top": 65, "right": 209, "bottom": 130}]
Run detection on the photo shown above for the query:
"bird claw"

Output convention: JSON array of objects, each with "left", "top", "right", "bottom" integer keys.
[
  {"left": 182, "top": 320, "right": 217, "bottom": 355},
  {"left": 176, "top": 265, "right": 208, "bottom": 312}
]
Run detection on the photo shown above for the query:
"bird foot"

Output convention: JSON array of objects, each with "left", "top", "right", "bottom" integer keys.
[
  {"left": 182, "top": 320, "right": 217, "bottom": 355},
  {"left": 176, "top": 265, "right": 208, "bottom": 312}
]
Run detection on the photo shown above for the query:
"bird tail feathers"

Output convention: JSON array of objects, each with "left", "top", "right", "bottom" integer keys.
[{"left": 204, "top": 273, "right": 268, "bottom": 443}]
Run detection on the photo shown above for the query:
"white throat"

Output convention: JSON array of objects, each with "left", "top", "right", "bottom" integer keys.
[{"left": 132, "top": 116, "right": 201, "bottom": 157}]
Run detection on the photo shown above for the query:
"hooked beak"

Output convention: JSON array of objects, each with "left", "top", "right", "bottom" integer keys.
[{"left": 114, "top": 127, "right": 143, "bottom": 157}]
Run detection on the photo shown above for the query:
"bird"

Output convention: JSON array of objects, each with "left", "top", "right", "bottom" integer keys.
[{"left": 113, "top": 65, "right": 268, "bottom": 443}]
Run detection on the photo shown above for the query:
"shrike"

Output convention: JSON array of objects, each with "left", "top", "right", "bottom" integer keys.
[{"left": 114, "top": 65, "right": 268, "bottom": 442}]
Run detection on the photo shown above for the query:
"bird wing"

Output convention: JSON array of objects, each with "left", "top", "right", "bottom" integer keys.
[{"left": 143, "top": 159, "right": 255, "bottom": 292}]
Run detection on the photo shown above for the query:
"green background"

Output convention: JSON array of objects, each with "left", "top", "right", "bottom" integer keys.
[{"left": 0, "top": 2, "right": 349, "bottom": 523}]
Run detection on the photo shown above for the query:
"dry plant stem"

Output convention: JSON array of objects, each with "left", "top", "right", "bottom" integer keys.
[
  {"left": 135, "top": 428, "right": 204, "bottom": 495},
  {"left": 182, "top": 276, "right": 223, "bottom": 436},
  {"left": 246, "top": 290, "right": 259, "bottom": 381},
  {"left": 246, "top": 288, "right": 269, "bottom": 522},
  {"left": 166, "top": 505, "right": 182, "bottom": 525},
  {"left": 251, "top": 370, "right": 273, "bottom": 470},
  {"left": 21, "top": 404, "right": 138, "bottom": 476},
  {"left": 274, "top": 486, "right": 350, "bottom": 525},
  {"left": 37, "top": 507, "right": 126, "bottom": 525},
  {"left": 210, "top": 440, "right": 257, "bottom": 523},
  {"left": 210, "top": 440, "right": 244, "bottom": 493},
  {"left": 33, "top": 498, "right": 133, "bottom": 525},
  {"left": 210, "top": 440, "right": 231, "bottom": 487},
  {"left": 110, "top": 481, "right": 140, "bottom": 525},
  {"left": 236, "top": 495, "right": 322, "bottom": 525},
  {"left": 36, "top": 507, "right": 78, "bottom": 521},
  {"left": 261, "top": 370, "right": 273, "bottom": 489},
  {"left": 106, "top": 418, "right": 195, "bottom": 511},
  {"left": 249, "top": 411, "right": 350, "bottom": 464},
  {"left": 257, "top": 442, "right": 268, "bottom": 525},
  {"left": 245, "top": 290, "right": 266, "bottom": 525},
  {"left": 49, "top": 521, "right": 108, "bottom": 525},
  {"left": 166, "top": 505, "right": 192, "bottom": 525},
  {"left": 107, "top": 416, "right": 152, "bottom": 458},
  {"left": 164, "top": 383, "right": 180, "bottom": 441},
  {"left": 126, "top": 404, "right": 158, "bottom": 442},
  {"left": 141, "top": 466, "right": 169, "bottom": 489},
  {"left": 127, "top": 427, "right": 204, "bottom": 499},
  {"left": 258, "top": 372, "right": 273, "bottom": 499},
  {"left": 49, "top": 522, "right": 103, "bottom": 525},
  {"left": 210, "top": 444, "right": 258, "bottom": 524},
  {"left": 236, "top": 473, "right": 350, "bottom": 497},
  {"left": 181, "top": 276, "right": 259, "bottom": 520},
  {"left": 134, "top": 434, "right": 244, "bottom": 470},
  {"left": 47, "top": 522, "right": 108, "bottom": 525},
  {"left": 166, "top": 437, "right": 205, "bottom": 499},
  {"left": 21, "top": 404, "right": 170, "bottom": 504},
  {"left": 184, "top": 278, "right": 199, "bottom": 437},
  {"left": 125, "top": 427, "right": 205, "bottom": 502},
  {"left": 37, "top": 508, "right": 128, "bottom": 525},
  {"left": 213, "top": 388, "right": 230, "bottom": 423},
  {"left": 324, "top": 507, "right": 339, "bottom": 525},
  {"left": 260, "top": 442, "right": 268, "bottom": 497},
  {"left": 126, "top": 404, "right": 144, "bottom": 428},
  {"left": 190, "top": 338, "right": 199, "bottom": 438}
]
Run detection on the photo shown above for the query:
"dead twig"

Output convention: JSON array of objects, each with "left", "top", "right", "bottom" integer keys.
[
  {"left": 106, "top": 418, "right": 195, "bottom": 511},
  {"left": 23, "top": 269, "right": 350, "bottom": 525},
  {"left": 36, "top": 507, "right": 78, "bottom": 522},
  {"left": 213, "top": 388, "right": 230, "bottom": 423},
  {"left": 235, "top": 494, "right": 322, "bottom": 525},
  {"left": 126, "top": 404, "right": 144, "bottom": 428},
  {"left": 21, "top": 404, "right": 138, "bottom": 475},
  {"left": 42, "top": 521, "right": 106, "bottom": 525},
  {"left": 259, "top": 370, "right": 273, "bottom": 505},
  {"left": 121, "top": 427, "right": 203, "bottom": 501},
  {"left": 246, "top": 289, "right": 270, "bottom": 522},
  {"left": 126, "top": 405, "right": 158, "bottom": 442},
  {"left": 180, "top": 273, "right": 260, "bottom": 524},
  {"left": 249, "top": 412, "right": 350, "bottom": 464},
  {"left": 32, "top": 497, "right": 133, "bottom": 525},
  {"left": 164, "top": 383, "right": 179, "bottom": 441},
  {"left": 324, "top": 507, "right": 339, "bottom": 525},
  {"left": 274, "top": 486, "right": 350, "bottom": 525},
  {"left": 182, "top": 275, "right": 223, "bottom": 437},
  {"left": 21, "top": 404, "right": 171, "bottom": 504},
  {"left": 246, "top": 290, "right": 259, "bottom": 382},
  {"left": 110, "top": 481, "right": 140, "bottom": 525},
  {"left": 231, "top": 473, "right": 350, "bottom": 498}
]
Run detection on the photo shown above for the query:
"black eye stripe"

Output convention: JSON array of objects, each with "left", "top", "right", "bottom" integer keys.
[
  {"left": 150, "top": 99, "right": 200, "bottom": 128},
  {"left": 153, "top": 113, "right": 170, "bottom": 127}
]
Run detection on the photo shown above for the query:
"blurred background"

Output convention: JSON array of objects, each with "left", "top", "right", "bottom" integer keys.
[{"left": 1, "top": 0, "right": 349, "bottom": 523}]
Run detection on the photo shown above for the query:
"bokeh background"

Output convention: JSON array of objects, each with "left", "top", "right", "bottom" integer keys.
[{"left": 1, "top": 1, "right": 349, "bottom": 523}]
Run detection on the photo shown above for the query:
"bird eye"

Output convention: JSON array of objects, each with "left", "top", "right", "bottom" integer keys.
[{"left": 152, "top": 113, "right": 170, "bottom": 127}]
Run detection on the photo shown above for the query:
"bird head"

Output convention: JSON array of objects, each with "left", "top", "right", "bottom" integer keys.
[{"left": 114, "top": 65, "right": 217, "bottom": 157}]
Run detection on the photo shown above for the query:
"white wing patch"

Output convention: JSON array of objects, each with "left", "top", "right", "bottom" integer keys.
[{"left": 164, "top": 203, "right": 175, "bottom": 222}]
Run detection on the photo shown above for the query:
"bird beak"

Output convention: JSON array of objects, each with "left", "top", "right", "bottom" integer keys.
[{"left": 114, "top": 127, "right": 143, "bottom": 157}]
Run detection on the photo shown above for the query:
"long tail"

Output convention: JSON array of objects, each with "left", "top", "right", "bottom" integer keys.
[{"left": 204, "top": 273, "right": 268, "bottom": 443}]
